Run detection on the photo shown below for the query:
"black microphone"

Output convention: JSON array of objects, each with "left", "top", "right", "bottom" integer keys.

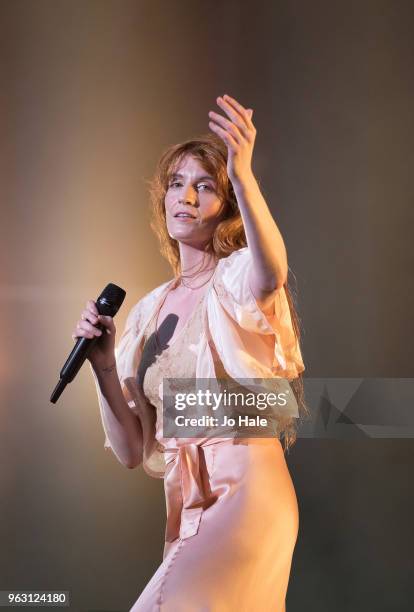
[{"left": 50, "top": 283, "right": 126, "bottom": 403}]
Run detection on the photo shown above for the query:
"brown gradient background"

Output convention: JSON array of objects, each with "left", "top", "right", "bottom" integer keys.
[{"left": 1, "top": 1, "right": 413, "bottom": 611}]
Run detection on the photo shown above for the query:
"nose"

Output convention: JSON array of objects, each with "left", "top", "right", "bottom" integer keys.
[{"left": 178, "top": 184, "right": 198, "bottom": 206}]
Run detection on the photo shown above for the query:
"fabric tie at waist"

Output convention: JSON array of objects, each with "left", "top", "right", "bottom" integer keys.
[{"left": 162, "top": 438, "right": 234, "bottom": 542}]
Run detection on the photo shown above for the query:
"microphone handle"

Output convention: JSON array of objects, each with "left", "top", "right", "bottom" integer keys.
[
  {"left": 50, "top": 281, "right": 126, "bottom": 404},
  {"left": 51, "top": 307, "right": 109, "bottom": 403},
  {"left": 59, "top": 321, "right": 106, "bottom": 383}
]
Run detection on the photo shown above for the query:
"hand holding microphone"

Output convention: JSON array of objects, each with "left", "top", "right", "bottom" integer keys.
[
  {"left": 72, "top": 299, "right": 116, "bottom": 371},
  {"left": 50, "top": 283, "right": 126, "bottom": 403}
]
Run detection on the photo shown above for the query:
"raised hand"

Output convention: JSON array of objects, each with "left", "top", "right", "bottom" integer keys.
[{"left": 208, "top": 94, "right": 256, "bottom": 186}]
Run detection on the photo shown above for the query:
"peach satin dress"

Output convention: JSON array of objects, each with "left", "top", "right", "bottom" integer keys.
[
  {"left": 90, "top": 247, "right": 305, "bottom": 611},
  {"left": 128, "top": 286, "right": 300, "bottom": 612}
]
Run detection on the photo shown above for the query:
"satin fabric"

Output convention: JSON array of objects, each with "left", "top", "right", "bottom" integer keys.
[
  {"left": 130, "top": 438, "right": 299, "bottom": 612},
  {"left": 162, "top": 438, "right": 232, "bottom": 544},
  {"left": 90, "top": 246, "right": 304, "bottom": 611},
  {"left": 90, "top": 246, "right": 305, "bottom": 478},
  {"left": 138, "top": 294, "right": 237, "bottom": 549}
]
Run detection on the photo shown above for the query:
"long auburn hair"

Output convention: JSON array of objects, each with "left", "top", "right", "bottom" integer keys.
[{"left": 148, "top": 132, "right": 309, "bottom": 452}]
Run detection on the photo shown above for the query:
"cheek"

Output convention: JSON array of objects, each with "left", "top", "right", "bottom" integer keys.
[
  {"left": 164, "top": 194, "right": 173, "bottom": 215},
  {"left": 201, "top": 198, "right": 225, "bottom": 221},
  {"left": 163, "top": 198, "right": 174, "bottom": 234}
]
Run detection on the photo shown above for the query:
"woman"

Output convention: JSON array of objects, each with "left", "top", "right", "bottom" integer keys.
[{"left": 74, "top": 94, "right": 307, "bottom": 611}]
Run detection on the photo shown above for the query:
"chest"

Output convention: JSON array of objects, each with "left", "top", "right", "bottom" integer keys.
[{"left": 154, "top": 286, "right": 207, "bottom": 347}]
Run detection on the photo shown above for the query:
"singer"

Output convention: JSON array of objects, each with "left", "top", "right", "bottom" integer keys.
[{"left": 75, "top": 94, "right": 306, "bottom": 611}]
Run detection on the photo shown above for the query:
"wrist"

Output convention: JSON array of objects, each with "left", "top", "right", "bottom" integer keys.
[
  {"left": 93, "top": 357, "right": 117, "bottom": 374},
  {"left": 101, "top": 360, "right": 117, "bottom": 373},
  {"left": 231, "top": 170, "right": 257, "bottom": 195}
]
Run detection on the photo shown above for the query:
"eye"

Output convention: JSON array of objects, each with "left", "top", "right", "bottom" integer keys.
[
  {"left": 169, "top": 181, "right": 182, "bottom": 188},
  {"left": 197, "top": 183, "right": 213, "bottom": 192}
]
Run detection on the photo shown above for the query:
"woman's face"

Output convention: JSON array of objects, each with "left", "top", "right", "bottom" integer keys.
[{"left": 165, "top": 155, "right": 226, "bottom": 247}]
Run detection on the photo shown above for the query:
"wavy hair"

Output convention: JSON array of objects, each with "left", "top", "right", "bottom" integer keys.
[{"left": 148, "top": 132, "right": 309, "bottom": 452}]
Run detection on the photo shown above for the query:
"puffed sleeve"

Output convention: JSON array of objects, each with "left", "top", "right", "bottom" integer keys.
[
  {"left": 89, "top": 296, "right": 166, "bottom": 478},
  {"left": 210, "top": 247, "right": 305, "bottom": 381}
]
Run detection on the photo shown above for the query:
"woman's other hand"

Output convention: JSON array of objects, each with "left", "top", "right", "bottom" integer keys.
[{"left": 72, "top": 299, "right": 116, "bottom": 370}]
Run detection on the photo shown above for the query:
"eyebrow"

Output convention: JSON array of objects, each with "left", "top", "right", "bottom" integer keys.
[{"left": 169, "top": 172, "right": 215, "bottom": 182}]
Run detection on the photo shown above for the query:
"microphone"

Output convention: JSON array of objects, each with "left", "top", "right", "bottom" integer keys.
[{"left": 50, "top": 283, "right": 126, "bottom": 403}]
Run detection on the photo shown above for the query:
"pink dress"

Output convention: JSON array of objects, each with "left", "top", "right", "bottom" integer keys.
[{"left": 90, "top": 247, "right": 306, "bottom": 611}]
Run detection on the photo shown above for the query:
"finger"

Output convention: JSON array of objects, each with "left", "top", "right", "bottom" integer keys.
[
  {"left": 73, "top": 328, "right": 99, "bottom": 340},
  {"left": 222, "top": 94, "right": 254, "bottom": 128},
  {"left": 208, "top": 111, "right": 243, "bottom": 144},
  {"left": 87, "top": 300, "right": 99, "bottom": 316},
  {"left": 82, "top": 309, "right": 98, "bottom": 325},
  {"left": 215, "top": 97, "right": 251, "bottom": 137},
  {"left": 77, "top": 320, "right": 103, "bottom": 337},
  {"left": 208, "top": 121, "right": 238, "bottom": 149},
  {"left": 97, "top": 314, "right": 115, "bottom": 334}
]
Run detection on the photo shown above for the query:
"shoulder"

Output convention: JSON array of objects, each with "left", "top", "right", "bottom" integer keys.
[
  {"left": 127, "top": 279, "right": 172, "bottom": 327},
  {"left": 140, "top": 279, "right": 172, "bottom": 308},
  {"left": 215, "top": 247, "right": 251, "bottom": 282},
  {"left": 129, "top": 250, "right": 249, "bottom": 324},
  {"left": 216, "top": 246, "right": 249, "bottom": 270},
  {"left": 213, "top": 247, "right": 252, "bottom": 299}
]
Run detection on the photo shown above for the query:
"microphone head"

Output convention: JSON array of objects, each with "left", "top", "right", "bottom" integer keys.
[{"left": 96, "top": 283, "right": 126, "bottom": 317}]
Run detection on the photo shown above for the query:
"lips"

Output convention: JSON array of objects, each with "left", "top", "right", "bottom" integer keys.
[{"left": 174, "top": 210, "right": 197, "bottom": 219}]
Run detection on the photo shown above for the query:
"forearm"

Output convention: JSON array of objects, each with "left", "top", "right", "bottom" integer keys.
[
  {"left": 91, "top": 362, "right": 143, "bottom": 468},
  {"left": 233, "top": 172, "right": 288, "bottom": 292}
]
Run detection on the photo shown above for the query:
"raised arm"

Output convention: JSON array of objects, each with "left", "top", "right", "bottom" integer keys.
[{"left": 208, "top": 94, "right": 288, "bottom": 314}]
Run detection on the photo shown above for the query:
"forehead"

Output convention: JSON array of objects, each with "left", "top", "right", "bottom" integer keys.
[{"left": 170, "top": 154, "right": 215, "bottom": 179}]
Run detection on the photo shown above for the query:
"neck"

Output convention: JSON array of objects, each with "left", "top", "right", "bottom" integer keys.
[{"left": 177, "top": 242, "right": 217, "bottom": 286}]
